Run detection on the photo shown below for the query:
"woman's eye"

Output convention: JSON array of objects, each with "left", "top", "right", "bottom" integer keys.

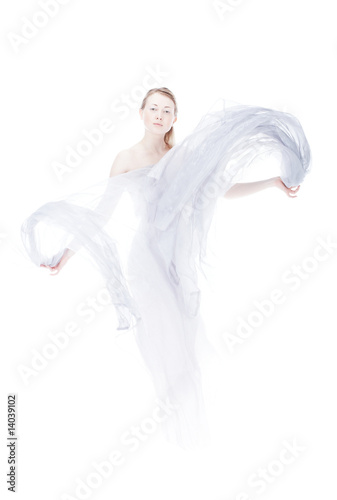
[{"left": 148, "top": 107, "right": 170, "bottom": 113}]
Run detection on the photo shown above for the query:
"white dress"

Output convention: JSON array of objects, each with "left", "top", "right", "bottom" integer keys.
[{"left": 20, "top": 100, "right": 312, "bottom": 449}]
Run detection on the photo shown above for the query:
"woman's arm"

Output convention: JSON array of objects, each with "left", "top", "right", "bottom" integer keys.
[
  {"left": 43, "top": 153, "right": 130, "bottom": 275},
  {"left": 224, "top": 176, "right": 300, "bottom": 199}
]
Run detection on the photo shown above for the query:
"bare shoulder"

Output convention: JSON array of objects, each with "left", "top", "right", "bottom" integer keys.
[
  {"left": 109, "top": 142, "right": 149, "bottom": 177},
  {"left": 109, "top": 149, "right": 135, "bottom": 177}
]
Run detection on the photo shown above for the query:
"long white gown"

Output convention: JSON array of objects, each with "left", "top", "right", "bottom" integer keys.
[{"left": 20, "top": 100, "right": 312, "bottom": 449}]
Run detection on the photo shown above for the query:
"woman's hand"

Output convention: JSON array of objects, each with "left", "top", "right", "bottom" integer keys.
[
  {"left": 275, "top": 177, "right": 300, "bottom": 197},
  {"left": 40, "top": 248, "right": 75, "bottom": 275}
]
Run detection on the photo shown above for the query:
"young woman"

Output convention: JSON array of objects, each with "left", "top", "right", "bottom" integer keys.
[{"left": 21, "top": 87, "right": 311, "bottom": 449}]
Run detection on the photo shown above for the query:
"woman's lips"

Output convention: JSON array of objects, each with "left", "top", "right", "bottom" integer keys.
[{"left": 153, "top": 123, "right": 163, "bottom": 126}]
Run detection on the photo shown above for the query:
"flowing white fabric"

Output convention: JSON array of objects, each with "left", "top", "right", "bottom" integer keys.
[{"left": 20, "top": 100, "right": 312, "bottom": 449}]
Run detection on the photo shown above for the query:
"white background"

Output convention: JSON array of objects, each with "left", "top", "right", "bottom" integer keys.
[{"left": 1, "top": 0, "right": 336, "bottom": 499}]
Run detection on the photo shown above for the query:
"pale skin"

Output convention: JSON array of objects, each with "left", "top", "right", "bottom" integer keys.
[{"left": 41, "top": 92, "right": 300, "bottom": 275}]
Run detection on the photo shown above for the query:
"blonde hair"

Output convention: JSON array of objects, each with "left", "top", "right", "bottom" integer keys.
[{"left": 140, "top": 87, "right": 178, "bottom": 149}]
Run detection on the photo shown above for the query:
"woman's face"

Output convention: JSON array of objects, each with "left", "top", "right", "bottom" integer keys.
[{"left": 140, "top": 92, "right": 177, "bottom": 135}]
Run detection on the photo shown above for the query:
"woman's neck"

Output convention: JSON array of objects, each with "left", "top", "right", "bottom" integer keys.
[{"left": 139, "top": 131, "right": 168, "bottom": 155}]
